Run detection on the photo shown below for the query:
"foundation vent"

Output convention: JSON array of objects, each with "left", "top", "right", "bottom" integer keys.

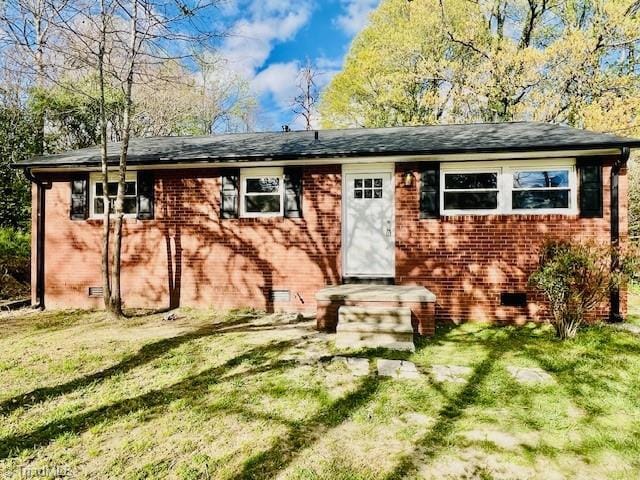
[
  {"left": 88, "top": 286, "right": 104, "bottom": 298},
  {"left": 500, "top": 292, "right": 527, "bottom": 307},
  {"left": 271, "top": 289, "right": 291, "bottom": 303}
]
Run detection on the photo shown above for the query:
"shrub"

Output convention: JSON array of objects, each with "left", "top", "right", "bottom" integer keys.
[
  {"left": 529, "top": 239, "right": 621, "bottom": 340},
  {"left": 0, "top": 227, "right": 30, "bottom": 300}
]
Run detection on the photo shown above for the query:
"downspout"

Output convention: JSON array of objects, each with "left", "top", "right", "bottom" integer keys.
[
  {"left": 23, "top": 168, "right": 45, "bottom": 310},
  {"left": 609, "top": 147, "right": 630, "bottom": 322}
]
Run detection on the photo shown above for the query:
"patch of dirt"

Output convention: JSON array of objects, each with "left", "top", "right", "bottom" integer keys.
[
  {"left": 277, "top": 419, "right": 412, "bottom": 479},
  {"left": 417, "top": 447, "right": 537, "bottom": 479},
  {"left": 462, "top": 429, "right": 541, "bottom": 450}
]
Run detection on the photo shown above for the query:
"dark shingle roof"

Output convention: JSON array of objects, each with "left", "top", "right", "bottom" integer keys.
[{"left": 13, "top": 122, "right": 640, "bottom": 168}]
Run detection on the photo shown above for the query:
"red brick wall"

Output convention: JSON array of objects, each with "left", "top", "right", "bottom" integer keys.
[
  {"left": 395, "top": 161, "right": 627, "bottom": 323},
  {"left": 37, "top": 166, "right": 342, "bottom": 312},
  {"left": 35, "top": 159, "right": 627, "bottom": 323}
]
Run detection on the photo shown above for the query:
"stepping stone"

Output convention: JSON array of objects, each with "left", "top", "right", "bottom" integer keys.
[
  {"left": 507, "top": 366, "right": 553, "bottom": 384},
  {"left": 430, "top": 364, "right": 472, "bottom": 383},
  {"left": 332, "top": 356, "right": 370, "bottom": 376},
  {"left": 376, "top": 359, "right": 422, "bottom": 379}
]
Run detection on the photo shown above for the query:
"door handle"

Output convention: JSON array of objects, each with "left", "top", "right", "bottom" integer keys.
[{"left": 385, "top": 220, "right": 392, "bottom": 237}]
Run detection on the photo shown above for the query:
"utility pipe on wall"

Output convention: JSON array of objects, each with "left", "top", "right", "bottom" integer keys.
[
  {"left": 23, "top": 168, "right": 45, "bottom": 309},
  {"left": 609, "top": 147, "right": 630, "bottom": 322}
]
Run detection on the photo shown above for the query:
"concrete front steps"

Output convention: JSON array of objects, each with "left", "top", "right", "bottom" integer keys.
[
  {"left": 315, "top": 284, "right": 437, "bottom": 338},
  {"left": 335, "top": 306, "right": 415, "bottom": 351}
]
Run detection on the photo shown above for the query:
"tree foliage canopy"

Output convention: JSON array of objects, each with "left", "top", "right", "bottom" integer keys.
[
  {"left": 320, "top": 0, "right": 640, "bottom": 133},
  {"left": 30, "top": 76, "right": 126, "bottom": 152},
  {"left": 0, "top": 105, "right": 36, "bottom": 229}
]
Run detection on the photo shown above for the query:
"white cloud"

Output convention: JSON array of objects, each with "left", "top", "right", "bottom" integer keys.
[
  {"left": 253, "top": 60, "right": 333, "bottom": 130},
  {"left": 221, "top": 1, "right": 312, "bottom": 78},
  {"left": 252, "top": 61, "right": 300, "bottom": 108},
  {"left": 335, "top": 0, "right": 379, "bottom": 36}
]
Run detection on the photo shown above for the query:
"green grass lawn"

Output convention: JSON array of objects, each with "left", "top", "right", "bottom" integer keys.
[
  {"left": 628, "top": 283, "right": 640, "bottom": 326},
  {"left": 1, "top": 302, "right": 640, "bottom": 480}
]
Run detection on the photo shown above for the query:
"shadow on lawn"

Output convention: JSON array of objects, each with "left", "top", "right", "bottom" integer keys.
[
  {"left": 0, "top": 326, "right": 380, "bottom": 479},
  {"left": 0, "top": 311, "right": 293, "bottom": 417},
  {"left": 0, "top": 338, "right": 299, "bottom": 459},
  {"left": 382, "top": 327, "right": 506, "bottom": 479},
  {"left": 385, "top": 323, "right": 640, "bottom": 478},
  {"left": 3, "top": 320, "right": 639, "bottom": 478}
]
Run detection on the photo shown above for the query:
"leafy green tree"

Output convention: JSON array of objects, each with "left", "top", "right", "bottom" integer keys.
[
  {"left": 30, "top": 76, "right": 125, "bottom": 152},
  {"left": 320, "top": 0, "right": 640, "bottom": 131},
  {"left": 0, "top": 105, "right": 36, "bottom": 230}
]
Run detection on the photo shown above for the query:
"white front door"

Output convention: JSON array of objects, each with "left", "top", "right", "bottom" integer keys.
[{"left": 343, "top": 165, "right": 395, "bottom": 277}]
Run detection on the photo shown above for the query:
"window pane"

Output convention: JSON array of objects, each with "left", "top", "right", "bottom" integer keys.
[
  {"left": 364, "top": 179, "right": 372, "bottom": 187},
  {"left": 445, "top": 172, "right": 497, "bottom": 189},
  {"left": 354, "top": 189, "right": 363, "bottom": 199},
  {"left": 354, "top": 179, "right": 362, "bottom": 188},
  {"left": 125, "top": 181, "right": 136, "bottom": 196},
  {"left": 513, "top": 170, "right": 568, "bottom": 189},
  {"left": 374, "top": 178, "right": 382, "bottom": 187},
  {"left": 95, "top": 182, "right": 103, "bottom": 196},
  {"left": 444, "top": 191, "right": 498, "bottom": 210},
  {"left": 107, "top": 182, "right": 118, "bottom": 196},
  {"left": 94, "top": 198, "right": 104, "bottom": 214},
  {"left": 374, "top": 189, "right": 382, "bottom": 198},
  {"left": 246, "top": 178, "right": 279, "bottom": 193},
  {"left": 364, "top": 189, "right": 372, "bottom": 198},
  {"left": 95, "top": 197, "right": 137, "bottom": 215},
  {"left": 245, "top": 194, "right": 281, "bottom": 213},
  {"left": 512, "top": 190, "right": 569, "bottom": 209}
]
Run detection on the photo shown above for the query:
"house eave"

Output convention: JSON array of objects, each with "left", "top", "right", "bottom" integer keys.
[{"left": 22, "top": 147, "right": 624, "bottom": 173}]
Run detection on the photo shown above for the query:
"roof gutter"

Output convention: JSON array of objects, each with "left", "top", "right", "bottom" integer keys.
[
  {"left": 609, "top": 147, "right": 630, "bottom": 322},
  {"left": 23, "top": 168, "right": 46, "bottom": 310}
]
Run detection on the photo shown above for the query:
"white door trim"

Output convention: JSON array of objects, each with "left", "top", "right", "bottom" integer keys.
[{"left": 341, "top": 163, "right": 396, "bottom": 278}]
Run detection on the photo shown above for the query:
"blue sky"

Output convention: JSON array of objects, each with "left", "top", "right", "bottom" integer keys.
[{"left": 217, "top": 0, "right": 380, "bottom": 130}]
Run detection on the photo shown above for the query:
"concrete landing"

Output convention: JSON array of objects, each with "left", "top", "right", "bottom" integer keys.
[
  {"left": 315, "top": 284, "right": 437, "bottom": 337},
  {"left": 316, "top": 284, "right": 436, "bottom": 303}
]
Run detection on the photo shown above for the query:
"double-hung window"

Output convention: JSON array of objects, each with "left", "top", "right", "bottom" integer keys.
[
  {"left": 511, "top": 169, "right": 570, "bottom": 210},
  {"left": 440, "top": 160, "right": 577, "bottom": 215},
  {"left": 442, "top": 171, "right": 500, "bottom": 213},
  {"left": 89, "top": 173, "right": 137, "bottom": 217},
  {"left": 240, "top": 167, "right": 284, "bottom": 217}
]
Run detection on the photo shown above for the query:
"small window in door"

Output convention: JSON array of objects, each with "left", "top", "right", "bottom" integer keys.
[{"left": 354, "top": 177, "right": 383, "bottom": 199}]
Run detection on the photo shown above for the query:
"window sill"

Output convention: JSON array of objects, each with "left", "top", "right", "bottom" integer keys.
[
  {"left": 239, "top": 214, "right": 283, "bottom": 219},
  {"left": 86, "top": 216, "right": 140, "bottom": 225},
  {"left": 440, "top": 209, "right": 578, "bottom": 217},
  {"left": 222, "top": 215, "right": 304, "bottom": 222},
  {"left": 437, "top": 212, "right": 581, "bottom": 222}
]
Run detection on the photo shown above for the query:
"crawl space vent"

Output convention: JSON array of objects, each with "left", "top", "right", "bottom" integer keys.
[
  {"left": 88, "top": 286, "right": 104, "bottom": 298},
  {"left": 271, "top": 289, "right": 291, "bottom": 303},
  {"left": 500, "top": 292, "right": 527, "bottom": 307}
]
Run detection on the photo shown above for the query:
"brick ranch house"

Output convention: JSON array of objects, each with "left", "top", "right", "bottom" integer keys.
[{"left": 14, "top": 122, "right": 640, "bottom": 338}]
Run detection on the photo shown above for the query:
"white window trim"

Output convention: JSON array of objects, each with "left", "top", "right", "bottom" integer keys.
[
  {"left": 240, "top": 167, "right": 284, "bottom": 218},
  {"left": 440, "top": 159, "right": 578, "bottom": 216},
  {"left": 89, "top": 172, "right": 138, "bottom": 219},
  {"left": 441, "top": 169, "right": 501, "bottom": 215}
]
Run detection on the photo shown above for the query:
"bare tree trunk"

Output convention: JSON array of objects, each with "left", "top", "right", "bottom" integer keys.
[
  {"left": 99, "top": 0, "right": 113, "bottom": 311},
  {"left": 110, "top": 0, "right": 138, "bottom": 316},
  {"left": 33, "top": 0, "right": 46, "bottom": 155},
  {"left": 292, "top": 60, "right": 319, "bottom": 131}
]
